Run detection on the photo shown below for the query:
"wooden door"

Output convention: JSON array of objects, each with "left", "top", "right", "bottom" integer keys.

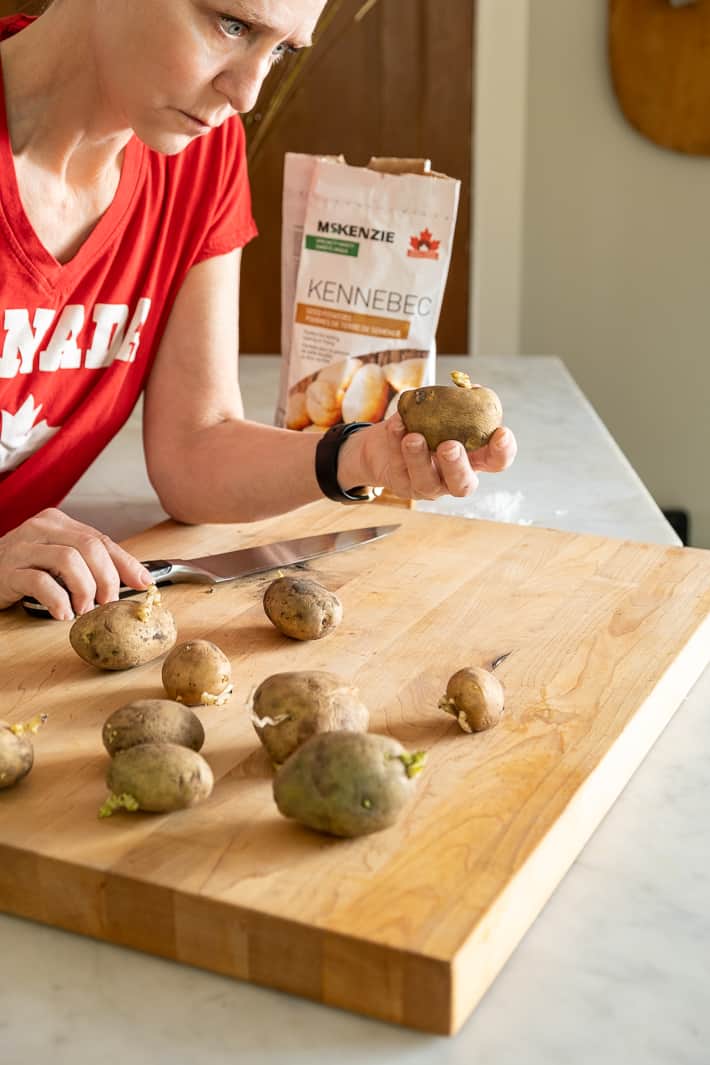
[
  {"left": 0, "top": 1, "right": 43, "bottom": 14},
  {"left": 0, "top": 1, "right": 475, "bottom": 353}
]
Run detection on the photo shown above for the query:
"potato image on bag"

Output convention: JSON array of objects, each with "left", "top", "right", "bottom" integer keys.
[
  {"left": 286, "top": 390, "right": 311, "bottom": 430},
  {"left": 341, "top": 363, "right": 390, "bottom": 423},
  {"left": 316, "top": 357, "right": 360, "bottom": 397},
  {"left": 383, "top": 357, "right": 428, "bottom": 393},
  {"left": 305, "top": 379, "right": 342, "bottom": 427}
]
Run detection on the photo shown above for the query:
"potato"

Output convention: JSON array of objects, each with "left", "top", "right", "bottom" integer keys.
[
  {"left": 263, "top": 576, "right": 342, "bottom": 641},
  {"left": 273, "top": 731, "right": 426, "bottom": 837},
  {"left": 0, "top": 724, "right": 33, "bottom": 790},
  {"left": 439, "top": 666, "right": 505, "bottom": 732},
  {"left": 398, "top": 370, "right": 502, "bottom": 452},
  {"left": 162, "top": 639, "right": 232, "bottom": 706},
  {"left": 102, "top": 699, "right": 205, "bottom": 756},
  {"left": 99, "top": 742, "right": 213, "bottom": 817},
  {"left": 0, "top": 715, "right": 47, "bottom": 790},
  {"left": 251, "top": 670, "right": 369, "bottom": 766},
  {"left": 69, "top": 586, "right": 177, "bottom": 671}
]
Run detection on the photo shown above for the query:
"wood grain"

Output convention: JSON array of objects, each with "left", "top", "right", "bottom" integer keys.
[
  {"left": 609, "top": 0, "right": 710, "bottom": 154},
  {"left": 2, "top": 501, "right": 710, "bottom": 1033}
]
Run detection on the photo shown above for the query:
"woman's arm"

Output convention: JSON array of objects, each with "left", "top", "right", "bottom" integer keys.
[{"left": 143, "top": 251, "right": 516, "bottom": 524}]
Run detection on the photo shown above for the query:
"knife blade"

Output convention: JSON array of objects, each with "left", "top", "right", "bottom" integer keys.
[{"left": 21, "top": 524, "right": 400, "bottom": 619}]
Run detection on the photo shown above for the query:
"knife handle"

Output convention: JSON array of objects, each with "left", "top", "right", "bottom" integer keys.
[{"left": 20, "top": 560, "right": 175, "bottom": 620}]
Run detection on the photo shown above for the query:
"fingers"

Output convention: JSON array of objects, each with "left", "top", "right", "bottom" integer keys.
[
  {"left": 435, "top": 441, "right": 479, "bottom": 497},
  {"left": 4, "top": 542, "right": 102, "bottom": 618},
  {"left": 381, "top": 415, "right": 413, "bottom": 497},
  {"left": 103, "top": 540, "right": 153, "bottom": 595},
  {"left": 0, "top": 509, "right": 152, "bottom": 619},
  {"left": 1, "top": 547, "right": 75, "bottom": 620},
  {"left": 469, "top": 427, "right": 517, "bottom": 473},
  {"left": 69, "top": 531, "right": 151, "bottom": 607},
  {"left": 402, "top": 434, "right": 447, "bottom": 498},
  {"left": 38, "top": 515, "right": 152, "bottom": 610},
  {"left": 380, "top": 420, "right": 515, "bottom": 501}
]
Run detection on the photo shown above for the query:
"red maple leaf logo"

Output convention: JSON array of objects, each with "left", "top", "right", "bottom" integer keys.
[{"left": 410, "top": 228, "right": 441, "bottom": 253}]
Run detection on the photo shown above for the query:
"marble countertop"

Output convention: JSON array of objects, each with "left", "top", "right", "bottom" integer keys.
[
  {"left": 4, "top": 356, "right": 708, "bottom": 1065},
  {"left": 59, "top": 355, "right": 679, "bottom": 546}
]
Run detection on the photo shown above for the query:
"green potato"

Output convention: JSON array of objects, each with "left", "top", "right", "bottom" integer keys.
[
  {"left": 99, "top": 742, "right": 213, "bottom": 817},
  {"left": 273, "top": 730, "right": 426, "bottom": 838},
  {"left": 102, "top": 699, "right": 205, "bottom": 756}
]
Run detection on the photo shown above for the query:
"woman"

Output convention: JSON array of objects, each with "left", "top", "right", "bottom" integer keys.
[{"left": 0, "top": 0, "right": 516, "bottom": 620}]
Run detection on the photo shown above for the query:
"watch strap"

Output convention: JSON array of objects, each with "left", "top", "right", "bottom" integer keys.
[{"left": 315, "top": 422, "right": 375, "bottom": 503}]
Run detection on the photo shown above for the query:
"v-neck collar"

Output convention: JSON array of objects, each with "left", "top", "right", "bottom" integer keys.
[{"left": 0, "top": 23, "right": 145, "bottom": 292}]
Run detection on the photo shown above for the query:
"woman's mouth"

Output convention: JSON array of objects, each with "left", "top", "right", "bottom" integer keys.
[{"left": 177, "top": 110, "right": 213, "bottom": 133}]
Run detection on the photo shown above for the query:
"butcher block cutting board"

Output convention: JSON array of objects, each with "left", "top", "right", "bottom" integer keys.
[{"left": 2, "top": 501, "right": 710, "bottom": 1035}]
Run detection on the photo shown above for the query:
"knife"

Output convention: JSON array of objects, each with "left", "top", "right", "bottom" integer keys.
[{"left": 21, "top": 524, "right": 400, "bottom": 619}]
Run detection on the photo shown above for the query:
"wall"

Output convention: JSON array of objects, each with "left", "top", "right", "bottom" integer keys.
[
  {"left": 471, "top": 0, "right": 529, "bottom": 356},
  {"left": 474, "top": 0, "right": 710, "bottom": 547}
]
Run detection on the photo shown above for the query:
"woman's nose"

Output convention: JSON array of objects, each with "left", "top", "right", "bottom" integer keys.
[{"left": 215, "top": 50, "right": 274, "bottom": 115}]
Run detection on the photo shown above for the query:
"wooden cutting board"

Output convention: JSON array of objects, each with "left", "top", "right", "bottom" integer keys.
[
  {"left": 2, "top": 501, "right": 710, "bottom": 1035},
  {"left": 609, "top": 0, "right": 710, "bottom": 154}
]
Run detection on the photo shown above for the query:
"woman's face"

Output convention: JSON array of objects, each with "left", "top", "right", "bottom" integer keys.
[{"left": 90, "top": 0, "right": 325, "bottom": 153}]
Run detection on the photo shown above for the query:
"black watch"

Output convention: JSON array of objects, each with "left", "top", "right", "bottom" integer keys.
[{"left": 315, "top": 422, "right": 376, "bottom": 503}]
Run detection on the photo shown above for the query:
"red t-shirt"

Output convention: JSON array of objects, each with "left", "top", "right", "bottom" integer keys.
[{"left": 0, "top": 15, "right": 258, "bottom": 536}]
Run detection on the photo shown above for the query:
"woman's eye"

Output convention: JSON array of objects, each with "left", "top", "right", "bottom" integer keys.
[
  {"left": 219, "top": 15, "right": 248, "bottom": 38},
  {"left": 271, "top": 42, "right": 299, "bottom": 64}
]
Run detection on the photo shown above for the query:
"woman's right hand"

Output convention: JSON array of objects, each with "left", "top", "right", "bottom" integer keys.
[{"left": 0, "top": 508, "right": 153, "bottom": 620}]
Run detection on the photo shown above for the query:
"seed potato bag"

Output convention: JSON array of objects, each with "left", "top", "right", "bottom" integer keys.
[{"left": 276, "top": 154, "right": 461, "bottom": 450}]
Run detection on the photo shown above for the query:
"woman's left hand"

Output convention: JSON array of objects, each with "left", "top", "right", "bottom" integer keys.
[{"left": 341, "top": 415, "right": 517, "bottom": 502}]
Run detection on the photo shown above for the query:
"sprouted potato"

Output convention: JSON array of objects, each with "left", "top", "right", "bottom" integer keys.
[
  {"left": 102, "top": 699, "right": 205, "bottom": 756},
  {"left": 162, "top": 639, "right": 232, "bottom": 706},
  {"left": 273, "top": 730, "right": 426, "bottom": 838},
  {"left": 398, "top": 370, "right": 502, "bottom": 452},
  {"left": 99, "top": 742, "right": 213, "bottom": 817},
  {"left": 69, "top": 585, "right": 177, "bottom": 671},
  {"left": 0, "top": 714, "right": 46, "bottom": 790},
  {"left": 251, "top": 670, "right": 369, "bottom": 766},
  {"left": 439, "top": 666, "right": 505, "bottom": 732}
]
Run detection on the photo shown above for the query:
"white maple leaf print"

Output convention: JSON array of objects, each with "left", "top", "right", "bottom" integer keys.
[{"left": 0, "top": 395, "right": 60, "bottom": 473}]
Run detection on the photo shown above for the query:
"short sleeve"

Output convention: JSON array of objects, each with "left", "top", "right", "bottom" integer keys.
[{"left": 192, "top": 115, "right": 259, "bottom": 265}]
